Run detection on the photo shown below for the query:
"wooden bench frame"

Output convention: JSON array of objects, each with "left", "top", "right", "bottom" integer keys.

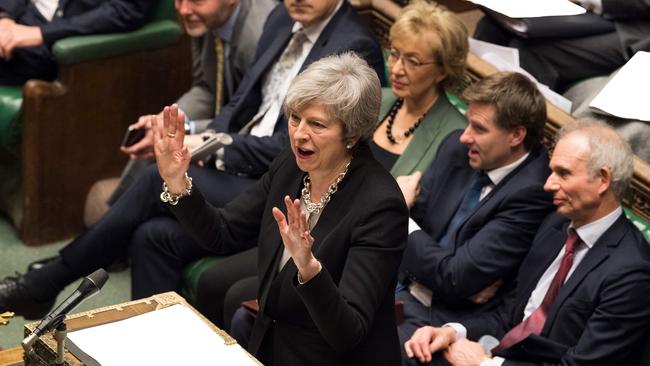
[
  {"left": 19, "top": 36, "right": 192, "bottom": 245},
  {"left": 351, "top": 0, "right": 650, "bottom": 223}
]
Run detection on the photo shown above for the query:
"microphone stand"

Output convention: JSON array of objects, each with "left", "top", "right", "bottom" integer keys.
[{"left": 53, "top": 322, "right": 67, "bottom": 366}]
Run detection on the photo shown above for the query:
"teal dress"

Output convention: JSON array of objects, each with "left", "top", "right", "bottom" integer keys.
[{"left": 376, "top": 88, "right": 467, "bottom": 177}]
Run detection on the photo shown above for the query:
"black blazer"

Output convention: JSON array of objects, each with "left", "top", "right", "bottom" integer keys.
[
  {"left": 206, "top": 2, "right": 386, "bottom": 178},
  {"left": 400, "top": 130, "right": 554, "bottom": 324},
  {"left": 464, "top": 213, "right": 650, "bottom": 365},
  {"left": 0, "top": 0, "right": 152, "bottom": 47},
  {"left": 171, "top": 144, "right": 408, "bottom": 366}
]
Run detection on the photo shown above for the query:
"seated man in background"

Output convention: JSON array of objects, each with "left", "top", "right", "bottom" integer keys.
[
  {"left": 405, "top": 119, "right": 650, "bottom": 366},
  {"left": 84, "top": 0, "right": 276, "bottom": 225},
  {"left": 0, "top": 0, "right": 386, "bottom": 327},
  {"left": 0, "top": 0, "right": 154, "bottom": 85},
  {"left": 396, "top": 72, "right": 554, "bottom": 365},
  {"left": 473, "top": 0, "right": 650, "bottom": 91}
]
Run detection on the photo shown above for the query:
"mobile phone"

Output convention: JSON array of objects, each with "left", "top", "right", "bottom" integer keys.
[
  {"left": 191, "top": 133, "right": 233, "bottom": 163},
  {"left": 121, "top": 126, "right": 146, "bottom": 147}
]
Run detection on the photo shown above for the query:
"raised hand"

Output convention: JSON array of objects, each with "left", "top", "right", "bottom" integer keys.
[
  {"left": 153, "top": 104, "right": 190, "bottom": 193},
  {"left": 272, "top": 196, "right": 321, "bottom": 283}
]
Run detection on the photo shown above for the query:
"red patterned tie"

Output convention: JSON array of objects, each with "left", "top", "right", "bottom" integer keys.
[{"left": 495, "top": 229, "right": 581, "bottom": 352}]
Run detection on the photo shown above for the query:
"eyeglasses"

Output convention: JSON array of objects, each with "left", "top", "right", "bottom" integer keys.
[{"left": 387, "top": 48, "right": 436, "bottom": 72}]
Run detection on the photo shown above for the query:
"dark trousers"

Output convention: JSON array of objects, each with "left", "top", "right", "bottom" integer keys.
[
  {"left": 192, "top": 248, "right": 258, "bottom": 328},
  {"left": 474, "top": 16, "right": 626, "bottom": 92},
  {"left": 59, "top": 163, "right": 256, "bottom": 299}
]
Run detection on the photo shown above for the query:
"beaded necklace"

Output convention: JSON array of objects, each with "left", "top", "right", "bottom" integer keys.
[{"left": 385, "top": 98, "right": 427, "bottom": 144}]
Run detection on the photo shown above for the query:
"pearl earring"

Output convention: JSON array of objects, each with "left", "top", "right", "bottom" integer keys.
[{"left": 346, "top": 143, "right": 354, "bottom": 150}]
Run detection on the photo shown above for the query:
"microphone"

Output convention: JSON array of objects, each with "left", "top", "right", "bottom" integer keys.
[{"left": 22, "top": 268, "right": 109, "bottom": 351}]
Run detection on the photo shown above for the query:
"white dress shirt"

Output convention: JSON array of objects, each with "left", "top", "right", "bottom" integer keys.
[
  {"left": 450, "top": 206, "right": 624, "bottom": 366},
  {"left": 249, "top": 0, "right": 343, "bottom": 137},
  {"left": 32, "top": 0, "right": 58, "bottom": 21}
]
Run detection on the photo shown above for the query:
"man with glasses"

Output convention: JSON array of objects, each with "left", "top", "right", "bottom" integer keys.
[{"left": 395, "top": 72, "right": 554, "bottom": 365}]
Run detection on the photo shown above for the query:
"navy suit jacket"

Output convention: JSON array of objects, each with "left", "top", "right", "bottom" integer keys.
[
  {"left": 207, "top": 2, "right": 386, "bottom": 178},
  {"left": 463, "top": 213, "right": 650, "bottom": 366},
  {"left": 400, "top": 130, "right": 554, "bottom": 325},
  {"left": 0, "top": 0, "right": 152, "bottom": 47}
]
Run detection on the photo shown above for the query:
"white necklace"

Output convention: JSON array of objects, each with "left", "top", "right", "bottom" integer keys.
[{"left": 301, "top": 161, "right": 351, "bottom": 215}]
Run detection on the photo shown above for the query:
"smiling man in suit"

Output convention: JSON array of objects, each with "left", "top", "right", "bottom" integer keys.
[
  {"left": 0, "top": 0, "right": 153, "bottom": 85},
  {"left": 396, "top": 72, "right": 555, "bottom": 365},
  {"left": 405, "top": 119, "right": 650, "bottom": 366},
  {"left": 0, "top": 0, "right": 386, "bottom": 326}
]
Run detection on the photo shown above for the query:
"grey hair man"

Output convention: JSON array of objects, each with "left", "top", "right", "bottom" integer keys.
[{"left": 405, "top": 119, "right": 650, "bottom": 366}]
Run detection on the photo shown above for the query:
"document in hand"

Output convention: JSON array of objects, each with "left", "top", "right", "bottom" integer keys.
[
  {"left": 66, "top": 304, "right": 260, "bottom": 366},
  {"left": 467, "top": 0, "right": 585, "bottom": 18},
  {"left": 590, "top": 52, "right": 650, "bottom": 122}
]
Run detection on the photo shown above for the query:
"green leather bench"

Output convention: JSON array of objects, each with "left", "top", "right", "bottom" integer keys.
[
  {"left": 2, "top": 0, "right": 192, "bottom": 245},
  {"left": 0, "top": 1, "right": 180, "bottom": 151}
]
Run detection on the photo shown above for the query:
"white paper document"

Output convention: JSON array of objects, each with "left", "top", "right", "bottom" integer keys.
[
  {"left": 67, "top": 304, "right": 259, "bottom": 366},
  {"left": 469, "top": 38, "right": 573, "bottom": 113},
  {"left": 590, "top": 52, "right": 650, "bottom": 122},
  {"left": 468, "top": 0, "right": 586, "bottom": 18}
]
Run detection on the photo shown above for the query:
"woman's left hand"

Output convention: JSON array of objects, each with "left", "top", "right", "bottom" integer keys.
[{"left": 272, "top": 196, "right": 321, "bottom": 282}]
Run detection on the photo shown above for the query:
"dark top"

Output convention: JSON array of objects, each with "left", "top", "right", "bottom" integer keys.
[{"left": 369, "top": 140, "right": 399, "bottom": 172}]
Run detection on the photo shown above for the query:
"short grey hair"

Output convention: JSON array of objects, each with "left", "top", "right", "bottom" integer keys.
[
  {"left": 283, "top": 52, "right": 381, "bottom": 142},
  {"left": 557, "top": 118, "right": 633, "bottom": 200}
]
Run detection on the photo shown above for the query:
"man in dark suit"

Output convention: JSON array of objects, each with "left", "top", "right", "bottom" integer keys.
[
  {"left": 404, "top": 119, "right": 650, "bottom": 366},
  {"left": 396, "top": 72, "right": 555, "bottom": 365},
  {"left": 0, "top": 0, "right": 153, "bottom": 85},
  {"left": 474, "top": 0, "right": 650, "bottom": 91},
  {"left": 83, "top": 0, "right": 276, "bottom": 226},
  {"left": 0, "top": 0, "right": 386, "bottom": 320}
]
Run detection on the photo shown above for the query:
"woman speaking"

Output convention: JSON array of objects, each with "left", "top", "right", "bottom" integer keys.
[{"left": 152, "top": 53, "right": 408, "bottom": 365}]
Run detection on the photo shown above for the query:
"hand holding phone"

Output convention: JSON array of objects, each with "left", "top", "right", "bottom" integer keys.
[{"left": 121, "top": 126, "right": 146, "bottom": 147}]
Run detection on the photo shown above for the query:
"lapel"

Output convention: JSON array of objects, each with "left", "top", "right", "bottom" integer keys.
[
  {"left": 257, "top": 166, "right": 304, "bottom": 309},
  {"left": 519, "top": 223, "right": 568, "bottom": 311},
  {"left": 425, "top": 161, "right": 471, "bottom": 237},
  {"left": 391, "top": 93, "right": 454, "bottom": 176},
  {"left": 543, "top": 215, "right": 628, "bottom": 331},
  {"left": 251, "top": 20, "right": 293, "bottom": 89},
  {"left": 297, "top": 2, "right": 349, "bottom": 73},
  {"left": 457, "top": 147, "right": 542, "bottom": 234}
]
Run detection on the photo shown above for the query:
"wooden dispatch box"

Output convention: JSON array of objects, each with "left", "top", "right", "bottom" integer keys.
[{"left": 9, "top": 292, "right": 258, "bottom": 366}]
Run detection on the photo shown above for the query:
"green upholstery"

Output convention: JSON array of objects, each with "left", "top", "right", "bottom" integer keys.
[
  {"left": 0, "top": 86, "right": 22, "bottom": 147},
  {"left": 53, "top": 21, "right": 182, "bottom": 64},
  {"left": 182, "top": 256, "right": 224, "bottom": 303},
  {"left": 0, "top": 0, "right": 181, "bottom": 148},
  {"left": 625, "top": 208, "right": 650, "bottom": 243}
]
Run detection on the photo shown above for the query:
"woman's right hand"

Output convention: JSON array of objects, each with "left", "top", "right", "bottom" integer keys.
[{"left": 153, "top": 104, "right": 190, "bottom": 193}]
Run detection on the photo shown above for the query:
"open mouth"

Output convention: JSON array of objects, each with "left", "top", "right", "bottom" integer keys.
[{"left": 296, "top": 147, "right": 315, "bottom": 159}]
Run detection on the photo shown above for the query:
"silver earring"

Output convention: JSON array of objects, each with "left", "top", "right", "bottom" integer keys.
[{"left": 346, "top": 143, "right": 354, "bottom": 150}]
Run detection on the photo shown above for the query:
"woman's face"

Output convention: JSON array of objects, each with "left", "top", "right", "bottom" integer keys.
[
  {"left": 389, "top": 32, "right": 446, "bottom": 100},
  {"left": 288, "top": 102, "right": 352, "bottom": 177}
]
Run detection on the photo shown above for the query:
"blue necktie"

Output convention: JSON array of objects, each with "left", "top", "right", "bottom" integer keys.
[{"left": 438, "top": 171, "right": 492, "bottom": 248}]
